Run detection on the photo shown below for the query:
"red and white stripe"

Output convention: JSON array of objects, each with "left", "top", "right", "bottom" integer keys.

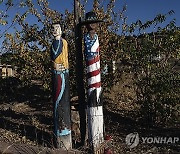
[
  {"left": 86, "top": 35, "right": 104, "bottom": 150},
  {"left": 86, "top": 38, "right": 101, "bottom": 101}
]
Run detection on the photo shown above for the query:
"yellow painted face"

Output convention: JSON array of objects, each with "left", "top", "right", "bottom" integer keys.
[{"left": 52, "top": 24, "right": 62, "bottom": 38}]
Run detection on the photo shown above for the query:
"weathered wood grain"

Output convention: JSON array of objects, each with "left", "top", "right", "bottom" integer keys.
[{"left": 0, "top": 141, "right": 81, "bottom": 154}]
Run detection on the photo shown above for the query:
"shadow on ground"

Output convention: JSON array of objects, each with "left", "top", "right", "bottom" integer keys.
[
  {"left": 103, "top": 100, "right": 180, "bottom": 153},
  {"left": 0, "top": 77, "right": 179, "bottom": 153},
  {"left": 0, "top": 77, "right": 54, "bottom": 148}
]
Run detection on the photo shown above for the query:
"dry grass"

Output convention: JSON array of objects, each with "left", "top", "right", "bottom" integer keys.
[{"left": 0, "top": 75, "right": 179, "bottom": 153}]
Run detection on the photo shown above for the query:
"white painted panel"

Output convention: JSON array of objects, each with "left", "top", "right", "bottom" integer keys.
[{"left": 87, "top": 106, "right": 104, "bottom": 149}]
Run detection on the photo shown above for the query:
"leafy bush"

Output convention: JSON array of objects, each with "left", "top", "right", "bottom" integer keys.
[{"left": 0, "top": 0, "right": 179, "bottom": 126}]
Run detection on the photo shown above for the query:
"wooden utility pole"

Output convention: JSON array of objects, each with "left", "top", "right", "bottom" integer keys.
[{"left": 74, "top": 0, "right": 86, "bottom": 146}]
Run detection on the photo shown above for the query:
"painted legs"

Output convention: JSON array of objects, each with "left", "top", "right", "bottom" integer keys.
[{"left": 52, "top": 71, "right": 72, "bottom": 149}]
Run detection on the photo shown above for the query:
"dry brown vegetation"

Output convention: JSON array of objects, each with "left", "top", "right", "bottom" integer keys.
[
  {"left": 0, "top": 70, "right": 179, "bottom": 153},
  {"left": 0, "top": 0, "right": 179, "bottom": 153}
]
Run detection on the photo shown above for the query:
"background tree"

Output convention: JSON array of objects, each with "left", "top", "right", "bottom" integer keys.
[{"left": 0, "top": 0, "right": 179, "bottom": 128}]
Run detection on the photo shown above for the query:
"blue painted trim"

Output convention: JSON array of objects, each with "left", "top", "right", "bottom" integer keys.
[
  {"left": 57, "top": 128, "right": 71, "bottom": 136},
  {"left": 53, "top": 70, "right": 70, "bottom": 136},
  {"left": 55, "top": 72, "right": 65, "bottom": 111},
  {"left": 53, "top": 69, "right": 69, "bottom": 74},
  {"left": 51, "top": 39, "right": 63, "bottom": 61}
]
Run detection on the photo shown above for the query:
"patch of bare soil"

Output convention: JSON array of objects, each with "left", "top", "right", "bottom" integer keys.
[
  {"left": 0, "top": 101, "right": 53, "bottom": 146},
  {"left": 0, "top": 80, "right": 179, "bottom": 154}
]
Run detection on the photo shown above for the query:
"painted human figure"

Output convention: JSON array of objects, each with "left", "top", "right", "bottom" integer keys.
[
  {"left": 51, "top": 23, "right": 71, "bottom": 149},
  {"left": 83, "top": 12, "right": 104, "bottom": 151}
]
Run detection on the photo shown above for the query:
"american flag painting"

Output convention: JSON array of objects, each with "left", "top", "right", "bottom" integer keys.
[
  {"left": 84, "top": 33, "right": 104, "bottom": 150},
  {"left": 85, "top": 33, "right": 101, "bottom": 99}
]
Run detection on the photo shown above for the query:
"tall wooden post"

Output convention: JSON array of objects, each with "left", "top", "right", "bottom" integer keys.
[
  {"left": 82, "top": 12, "right": 104, "bottom": 153},
  {"left": 74, "top": 0, "right": 87, "bottom": 146},
  {"left": 51, "top": 23, "right": 72, "bottom": 149}
]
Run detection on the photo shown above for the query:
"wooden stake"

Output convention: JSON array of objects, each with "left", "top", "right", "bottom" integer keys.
[{"left": 74, "top": 0, "right": 87, "bottom": 146}]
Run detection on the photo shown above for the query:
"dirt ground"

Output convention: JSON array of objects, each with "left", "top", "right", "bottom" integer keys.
[{"left": 0, "top": 80, "right": 179, "bottom": 154}]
